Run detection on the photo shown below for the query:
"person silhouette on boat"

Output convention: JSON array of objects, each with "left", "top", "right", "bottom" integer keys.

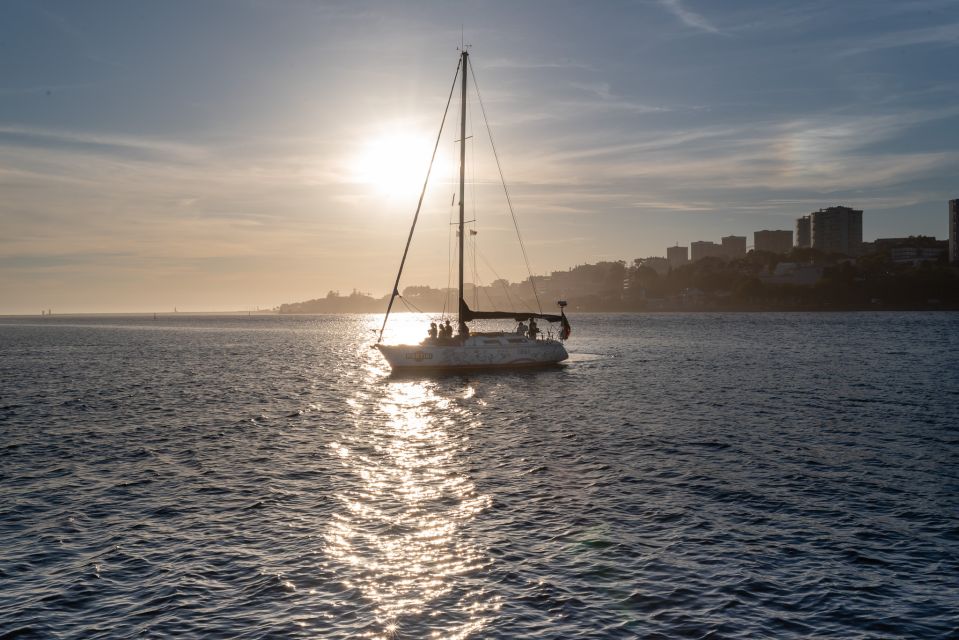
[
  {"left": 517, "top": 320, "right": 528, "bottom": 335},
  {"left": 428, "top": 322, "right": 438, "bottom": 340},
  {"left": 528, "top": 318, "right": 538, "bottom": 340},
  {"left": 443, "top": 319, "right": 453, "bottom": 340},
  {"left": 458, "top": 321, "right": 469, "bottom": 338}
]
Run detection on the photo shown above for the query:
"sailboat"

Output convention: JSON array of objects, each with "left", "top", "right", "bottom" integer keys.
[{"left": 374, "top": 49, "right": 571, "bottom": 371}]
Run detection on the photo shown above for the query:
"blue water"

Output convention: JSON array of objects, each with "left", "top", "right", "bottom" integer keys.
[{"left": 1, "top": 313, "right": 957, "bottom": 638}]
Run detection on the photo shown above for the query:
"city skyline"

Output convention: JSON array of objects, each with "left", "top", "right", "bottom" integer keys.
[
  {"left": 510, "top": 201, "right": 945, "bottom": 267},
  {"left": 3, "top": 1, "right": 959, "bottom": 313}
]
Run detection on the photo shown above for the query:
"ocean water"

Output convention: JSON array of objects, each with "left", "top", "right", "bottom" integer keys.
[{"left": 1, "top": 312, "right": 957, "bottom": 639}]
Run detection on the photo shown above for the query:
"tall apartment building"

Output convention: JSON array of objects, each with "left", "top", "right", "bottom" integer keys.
[
  {"left": 796, "top": 216, "right": 811, "bottom": 248},
  {"left": 950, "top": 199, "right": 958, "bottom": 264},
  {"left": 690, "top": 240, "right": 724, "bottom": 261},
  {"left": 721, "top": 235, "right": 747, "bottom": 259},
  {"left": 754, "top": 229, "right": 793, "bottom": 254},
  {"left": 809, "top": 205, "right": 863, "bottom": 255},
  {"left": 666, "top": 245, "right": 689, "bottom": 269}
]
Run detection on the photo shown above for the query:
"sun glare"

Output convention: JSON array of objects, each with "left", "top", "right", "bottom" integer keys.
[{"left": 351, "top": 133, "right": 437, "bottom": 201}]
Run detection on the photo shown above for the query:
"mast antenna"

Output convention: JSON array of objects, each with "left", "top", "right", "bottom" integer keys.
[{"left": 457, "top": 26, "right": 471, "bottom": 54}]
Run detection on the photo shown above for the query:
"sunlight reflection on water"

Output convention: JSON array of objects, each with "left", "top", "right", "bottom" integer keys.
[
  {"left": 373, "top": 312, "right": 437, "bottom": 346},
  {"left": 325, "top": 371, "right": 496, "bottom": 638}
]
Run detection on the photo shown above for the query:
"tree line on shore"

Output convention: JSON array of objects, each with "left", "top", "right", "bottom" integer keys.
[{"left": 278, "top": 245, "right": 959, "bottom": 314}]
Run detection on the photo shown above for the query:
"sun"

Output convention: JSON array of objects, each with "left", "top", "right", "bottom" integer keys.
[{"left": 351, "top": 133, "right": 436, "bottom": 201}]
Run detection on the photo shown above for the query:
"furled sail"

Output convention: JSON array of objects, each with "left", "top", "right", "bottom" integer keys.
[{"left": 459, "top": 299, "right": 566, "bottom": 325}]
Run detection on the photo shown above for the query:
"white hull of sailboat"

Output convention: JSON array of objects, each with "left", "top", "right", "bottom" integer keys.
[{"left": 375, "top": 334, "right": 568, "bottom": 371}]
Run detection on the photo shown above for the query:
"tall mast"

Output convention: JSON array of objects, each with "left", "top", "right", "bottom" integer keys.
[{"left": 457, "top": 49, "right": 468, "bottom": 328}]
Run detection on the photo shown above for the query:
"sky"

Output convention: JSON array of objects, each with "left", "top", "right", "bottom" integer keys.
[{"left": 2, "top": 0, "right": 958, "bottom": 313}]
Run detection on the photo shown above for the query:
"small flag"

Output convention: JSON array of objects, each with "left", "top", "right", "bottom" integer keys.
[{"left": 469, "top": 229, "right": 478, "bottom": 235}]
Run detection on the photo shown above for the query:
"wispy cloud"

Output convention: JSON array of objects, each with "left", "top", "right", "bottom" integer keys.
[
  {"left": 630, "top": 200, "right": 716, "bottom": 212},
  {"left": 658, "top": 0, "right": 721, "bottom": 34},
  {"left": 0, "top": 125, "right": 204, "bottom": 162},
  {"left": 482, "top": 57, "right": 593, "bottom": 71},
  {"left": 490, "top": 103, "right": 959, "bottom": 224},
  {"left": 564, "top": 82, "right": 672, "bottom": 114},
  {"left": 838, "top": 22, "right": 959, "bottom": 57}
]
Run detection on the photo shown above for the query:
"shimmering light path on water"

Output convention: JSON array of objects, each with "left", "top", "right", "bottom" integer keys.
[{"left": 1, "top": 313, "right": 957, "bottom": 638}]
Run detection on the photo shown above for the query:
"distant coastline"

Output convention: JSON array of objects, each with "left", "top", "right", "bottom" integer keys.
[
  {"left": 273, "top": 301, "right": 959, "bottom": 314},
  {"left": 0, "top": 311, "right": 279, "bottom": 318},
  {"left": 7, "top": 246, "right": 956, "bottom": 317},
  {"left": 278, "top": 246, "right": 959, "bottom": 314},
  {"left": 4, "top": 305, "right": 958, "bottom": 318}
]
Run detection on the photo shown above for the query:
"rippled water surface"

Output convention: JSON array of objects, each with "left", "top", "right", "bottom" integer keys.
[{"left": 2, "top": 313, "right": 958, "bottom": 638}]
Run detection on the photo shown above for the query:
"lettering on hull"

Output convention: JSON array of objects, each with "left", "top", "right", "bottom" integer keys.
[{"left": 405, "top": 351, "right": 434, "bottom": 361}]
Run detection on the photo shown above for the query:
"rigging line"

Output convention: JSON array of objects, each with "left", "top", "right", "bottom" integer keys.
[
  {"left": 469, "top": 234, "right": 475, "bottom": 307},
  {"left": 443, "top": 136, "right": 458, "bottom": 319},
  {"left": 511, "top": 289, "right": 536, "bottom": 313},
  {"left": 476, "top": 250, "right": 517, "bottom": 311},
  {"left": 446, "top": 165, "right": 460, "bottom": 319},
  {"left": 469, "top": 233, "right": 480, "bottom": 308},
  {"left": 378, "top": 57, "right": 462, "bottom": 343},
  {"left": 443, "top": 231, "right": 452, "bottom": 318},
  {"left": 469, "top": 63, "right": 544, "bottom": 314},
  {"left": 468, "top": 90, "right": 477, "bottom": 240},
  {"left": 470, "top": 227, "right": 478, "bottom": 308},
  {"left": 463, "top": 255, "right": 497, "bottom": 311},
  {"left": 398, "top": 294, "right": 425, "bottom": 314},
  {"left": 474, "top": 270, "right": 499, "bottom": 312},
  {"left": 467, "top": 93, "right": 479, "bottom": 309},
  {"left": 478, "top": 273, "right": 500, "bottom": 312},
  {"left": 481, "top": 282, "right": 498, "bottom": 312}
]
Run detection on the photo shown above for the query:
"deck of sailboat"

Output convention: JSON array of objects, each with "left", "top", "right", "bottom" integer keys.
[{"left": 438, "top": 331, "right": 540, "bottom": 343}]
